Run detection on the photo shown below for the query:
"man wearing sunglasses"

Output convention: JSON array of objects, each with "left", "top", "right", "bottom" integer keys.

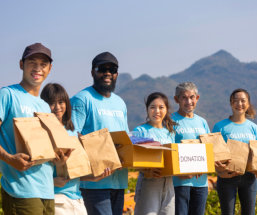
[{"left": 71, "top": 52, "right": 129, "bottom": 215}]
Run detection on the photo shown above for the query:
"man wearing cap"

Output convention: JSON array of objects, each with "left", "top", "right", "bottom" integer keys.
[
  {"left": 0, "top": 43, "right": 55, "bottom": 214},
  {"left": 71, "top": 52, "right": 129, "bottom": 215}
]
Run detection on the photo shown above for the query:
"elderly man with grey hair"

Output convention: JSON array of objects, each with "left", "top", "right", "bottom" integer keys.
[{"left": 171, "top": 82, "right": 210, "bottom": 215}]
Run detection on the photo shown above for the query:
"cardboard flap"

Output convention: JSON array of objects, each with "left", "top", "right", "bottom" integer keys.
[
  {"left": 181, "top": 139, "right": 201, "bottom": 144},
  {"left": 35, "top": 112, "right": 75, "bottom": 150},
  {"left": 110, "top": 131, "right": 131, "bottom": 145},
  {"left": 133, "top": 144, "right": 172, "bottom": 150},
  {"left": 204, "top": 132, "right": 221, "bottom": 137},
  {"left": 200, "top": 132, "right": 226, "bottom": 144}
]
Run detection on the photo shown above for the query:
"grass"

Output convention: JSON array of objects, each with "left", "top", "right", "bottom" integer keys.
[
  {"left": 0, "top": 175, "right": 256, "bottom": 215},
  {"left": 126, "top": 176, "right": 257, "bottom": 215}
]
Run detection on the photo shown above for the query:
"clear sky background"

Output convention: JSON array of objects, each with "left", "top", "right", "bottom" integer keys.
[{"left": 1, "top": 1, "right": 257, "bottom": 96}]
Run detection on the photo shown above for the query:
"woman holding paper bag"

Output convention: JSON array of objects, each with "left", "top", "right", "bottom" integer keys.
[
  {"left": 213, "top": 88, "right": 257, "bottom": 215},
  {"left": 134, "top": 92, "right": 176, "bottom": 215},
  {"left": 41, "top": 83, "right": 111, "bottom": 215}
]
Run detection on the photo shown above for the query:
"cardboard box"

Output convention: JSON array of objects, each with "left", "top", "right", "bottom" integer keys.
[
  {"left": 161, "top": 143, "right": 215, "bottom": 176},
  {"left": 110, "top": 131, "right": 170, "bottom": 168}
]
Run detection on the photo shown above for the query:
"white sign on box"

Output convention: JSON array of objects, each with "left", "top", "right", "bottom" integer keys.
[{"left": 178, "top": 144, "right": 208, "bottom": 173}]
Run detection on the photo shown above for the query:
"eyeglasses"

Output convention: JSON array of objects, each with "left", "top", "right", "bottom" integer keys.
[{"left": 95, "top": 66, "right": 118, "bottom": 74}]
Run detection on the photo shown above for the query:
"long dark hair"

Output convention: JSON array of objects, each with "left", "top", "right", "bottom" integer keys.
[
  {"left": 145, "top": 92, "right": 176, "bottom": 133},
  {"left": 41, "top": 83, "right": 75, "bottom": 131},
  {"left": 230, "top": 88, "right": 256, "bottom": 119}
]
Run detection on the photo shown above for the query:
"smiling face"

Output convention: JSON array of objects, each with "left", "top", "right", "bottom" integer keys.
[
  {"left": 147, "top": 98, "right": 167, "bottom": 127},
  {"left": 49, "top": 99, "right": 67, "bottom": 123},
  {"left": 230, "top": 92, "right": 250, "bottom": 116},
  {"left": 175, "top": 89, "right": 199, "bottom": 117},
  {"left": 20, "top": 53, "right": 52, "bottom": 89},
  {"left": 92, "top": 63, "right": 118, "bottom": 96}
]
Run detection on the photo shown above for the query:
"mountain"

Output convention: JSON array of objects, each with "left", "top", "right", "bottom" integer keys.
[
  {"left": 116, "top": 50, "right": 257, "bottom": 130},
  {"left": 116, "top": 74, "right": 178, "bottom": 129},
  {"left": 115, "top": 73, "right": 133, "bottom": 92}
]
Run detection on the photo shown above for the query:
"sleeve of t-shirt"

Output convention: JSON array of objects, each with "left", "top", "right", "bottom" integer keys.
[
  {"left": 124, "top": 106, "right": 129, "bottom": 133},
  {"left": 0, "top": 87, "right": 12, "bottom": 123},
  {"left": 132, "top": 126, "right": 144, "bottom": 137},
  {"left": 70, "top": 97, "right": 86, "bottom": 133},
  {"left": 253, "top": 123, "right": 257, "bottom": 140},
  {"left": 202, "top": 118, "right": 210, "bottom": 134},
  {"left": 212, "top": 123, "right": 220, "bottom": 133}
]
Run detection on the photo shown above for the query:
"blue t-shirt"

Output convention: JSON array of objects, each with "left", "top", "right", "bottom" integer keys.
[
  {"left": 133, "top": 123, "right": 175, "bottom": 144},
  {"left": 213, "top": 118, "right": 257, "bottom": 143},
  {"left": 172, "top": 112, "right": 210, "bottom": 187},
  {"left": 70, "top": 86, "right": 129, "bottom": 189},
  {"left": 54, "top": 130, "right": 82, "bottom": 199},
  {"left": 0, "top": 84, "right": 54, "bottom": 199}
]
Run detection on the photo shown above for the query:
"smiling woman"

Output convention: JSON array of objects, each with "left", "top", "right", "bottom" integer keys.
[
  {"left": 40, "top": 83, "right": 87, "bottom": 215},
  {"left": 213, "top": 88, "right": 257, "bottom": 215},
  {"left": 133, "top": 92, "right": 176, "bottom": 215},
  {"left": 41, "top": 83, "right": 74, "bottom": 131}
]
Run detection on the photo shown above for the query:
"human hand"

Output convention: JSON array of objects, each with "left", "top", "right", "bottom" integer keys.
[
  {"left": 7, "top": 153, "right": 34, "bottom": 171},
  {"left": 54, "top": 149, "right": 73, "bottom": 166},
  {"left": 95, "top": 167, "right": 113, "bottom": 180},
  {"left": 215, "top": 160, "right": 231, "bottom": 172},
  {"left": 81, "top": 167, "right": 113, "bottom": 182},
  {"left": 54, "top": 177, "right": 70, "bottom": 187},
  {"left": 195, "top": 174, "right": 203, "bottom": 179},
  {"left": 151, "top": 168, "right": 162, "bottom": 178}
]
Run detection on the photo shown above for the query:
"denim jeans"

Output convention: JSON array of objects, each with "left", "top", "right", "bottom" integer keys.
[
  {"left": 174, "top": 186, "right": 208, "bottom": 215},
  {"left": 80, "top": 189, "right": 124, "bottom": 215},
  {"left": 217, "top": 172, "right": 257, "bottom": 215}
]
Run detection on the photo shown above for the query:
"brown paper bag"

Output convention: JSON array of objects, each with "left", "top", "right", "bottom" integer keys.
[
  {"left": 56, "top": 136, "right": 92, "bottom": 179},
  {"left": 246, "top": 140, "right": 257, "bottom": 174},
  {"left": 181, "top": 139, "right": 200, "bottom": 144},
  {"left": 79, "top": 128, "right": 122, "bottom": 177},
  {"left": 35, "top": 112, "right": 75, "bottom": 152},
  {"left": 13, "top": 117, "right": 56, "bottom": 165},
  {"left": 225, "top": 139, "right": 249, "bottom": 175},
  {"left": 199, "top": 132, "right": 231, "bottom": 163}
]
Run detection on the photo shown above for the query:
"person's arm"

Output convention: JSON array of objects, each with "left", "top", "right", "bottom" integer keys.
[
  {"left": 80, "top": 168, "right": 112, "bottom": 181},
  {"left": 53, "top": 149, "right": 73, "bottom": 166},
  {"left": 0, "top": 120, "right": 34, "bottom": 171},
  {"left": 54, "top": 177, "right": 69, "bottom": 187},
  {"left": 0, "top": 146, "right": 34, "bottom": 171},
  {"left": 70, "top": 97, "right": 87, "bottom": 134}
]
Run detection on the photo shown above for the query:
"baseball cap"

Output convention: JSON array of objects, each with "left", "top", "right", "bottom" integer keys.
[
  {"left": 22, "top": 43, "right": 53, "bottom": 62},
  {"left": 92, "top": 52, "right": 118, "bottom": 68}
]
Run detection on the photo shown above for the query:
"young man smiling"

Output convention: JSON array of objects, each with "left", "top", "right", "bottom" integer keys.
[
  {"left": 71, "top": 52, "right": 129, "bottom": 215},
  {"left": 171, "top": 82, "right": 210, "bottom": 215},
  {"left": 0, "top": 43, "right": 55, "bottom": 215}
]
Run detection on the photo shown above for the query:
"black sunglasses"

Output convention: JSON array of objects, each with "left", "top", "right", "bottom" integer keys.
[{"left": 95, "top": 66, "right": 118, "bottom": 74}]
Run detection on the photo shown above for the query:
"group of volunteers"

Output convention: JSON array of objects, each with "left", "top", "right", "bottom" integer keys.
[{"left": 0, "top": 42, "right": 256, "bottom": 215}]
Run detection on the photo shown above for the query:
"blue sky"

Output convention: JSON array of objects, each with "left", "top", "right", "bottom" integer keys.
[{"left": 1, "top": 1, "right": 257, "bottom": 96}]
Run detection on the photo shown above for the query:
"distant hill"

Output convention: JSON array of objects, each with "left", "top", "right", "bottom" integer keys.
[{"left": 116, "top": 50, "right": 257, "bottom": 130}]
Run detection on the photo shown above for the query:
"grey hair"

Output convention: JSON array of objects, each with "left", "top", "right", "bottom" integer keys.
[{"left": 175, "top": 82, "right": 198, "bottom": 97}]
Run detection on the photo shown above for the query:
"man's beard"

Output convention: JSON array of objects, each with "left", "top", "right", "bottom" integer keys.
[{"left": 93, "top": 76, "right": 116, "bottom": 94}]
